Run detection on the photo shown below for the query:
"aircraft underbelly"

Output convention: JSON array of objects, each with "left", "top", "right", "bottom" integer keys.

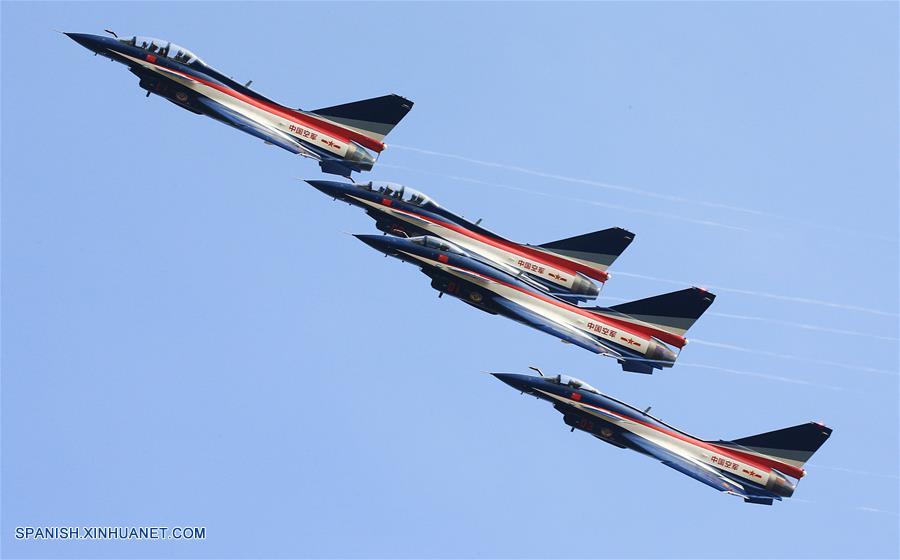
[
  {"left": 495, "top": 284, "right": 649, "bottom": 356},
  {"left": 425, "top": 257, "right": 650, "bottom": 358}
]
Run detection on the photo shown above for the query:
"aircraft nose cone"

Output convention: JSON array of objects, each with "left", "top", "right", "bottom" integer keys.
[
  {"left": 491, "top": 373, "right": 535, "bottom": 393},
  {"left": 353, "top": 234, "right": 392, "bottom": 253},
  {"left": 65, "top": 32, "right": 103, "bottom": 52},
  {"left": 305, "top": 180, "right": 348, "bottom": 199}
]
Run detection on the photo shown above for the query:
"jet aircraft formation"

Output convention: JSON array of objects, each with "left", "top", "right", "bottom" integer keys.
[{"left": 68, "top": 31, "right": 832, "bottom": 506}]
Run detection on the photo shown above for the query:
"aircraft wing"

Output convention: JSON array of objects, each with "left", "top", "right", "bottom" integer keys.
[
  {"left": 618, "top": 432, "right": 778, "bottom": 504},
  {"left": 194, "top": 97, "right": 319, "bottom": 159},
  {"left": 490, "top": 297, "right": 620, "bottom": 357}
]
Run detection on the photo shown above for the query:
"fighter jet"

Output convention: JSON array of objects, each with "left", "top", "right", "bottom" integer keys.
[
  {"left": 65, "top": 31, "right": 413, "bottom": 177},
  {"left": 309, "top": 180, "right": 634, "bottom": 301},
  {"left": 492, "top": 370, "right": 832, "bottom": 504},
  {"left": 354, "top": 234, "right": 714, "bottom": 373}
]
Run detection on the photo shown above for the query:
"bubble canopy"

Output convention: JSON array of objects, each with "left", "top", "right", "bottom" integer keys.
[
  {"left": 364, "top": 182, "right": 437, "bottom": 207},
  {"left": 121, "top": 36, "right": 204, "bottom": 65},
  {"left": 548, "top": 374, "right": 600, "bottom": 394},
  {"left": 408, "top": 236, "right": 467, "bottom": 255}
]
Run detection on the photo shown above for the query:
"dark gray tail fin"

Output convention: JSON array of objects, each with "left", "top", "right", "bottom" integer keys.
[
  {"left": 536, "top": 227, "right": 635, "bottom": 272},
  {"left": 586, "top": 287, "right": 715, "bottom": 348},
  {"left": 608, "top": 287, "right": 715, "bottom": 336},
  {"left": 712, "top": 423, "right": 833, "bottom": 471},
  {"left": 310, "top": 94, "right": 414, "bottom": 143}
]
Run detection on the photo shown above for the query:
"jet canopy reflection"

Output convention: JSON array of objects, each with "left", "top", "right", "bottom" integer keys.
[
  {"left": 121, "top": 36, "right": 204, "bottom": 65},
  {"left": 409, "top": 236, "right": 467, "bottom": 255},
  {"left": 548, "top": 374, "right": 600, "bottom": 395},
  {"left": 364, "top": 182, "right": 438, "bottom": 208}
]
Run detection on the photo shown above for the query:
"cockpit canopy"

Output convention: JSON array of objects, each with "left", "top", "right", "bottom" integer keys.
[
  {"left": 364, "top": 181, "right": 438, "bottom": 208},
  {"left": 549, "top": 374, "right": 600, "bottom": 394},
  {"left": 409, "top": 236, "right": 466, "bottom": 255},
  {"left": 121, "top": 36, "right": 204, "bottom": 65}
]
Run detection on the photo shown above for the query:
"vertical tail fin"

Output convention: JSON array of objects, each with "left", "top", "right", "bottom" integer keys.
[
  {"left": 711, "top": 422, "right": 834, "bottom": 472},
  {"left": 309, "top": 94, "right": 414, "bottom": 145},
  {"left": 588, "top": 287, "right": 715, "bottom": 348},
  {"left": 536, "top": 227, "right": 635, "bottom": 272}
]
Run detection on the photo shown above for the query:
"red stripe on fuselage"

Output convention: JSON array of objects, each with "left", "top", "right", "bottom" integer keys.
[
  {"left": 438, "top": 258, "right": 685, "bottom": 350},
  {"left": 384, "top": 202, "right": 610, "bottom": 283},
  {"left": 707, "top": 444, "right": 805, "bottom": 479},
  {"left": 591, "top": 312, "right": 686, "bottom": 349},
  {"left": 138, "top": 57, "right": 385, "bottom": 153},
  {"left": 569, "top": 395, "right": 804, "bottom": 479}
]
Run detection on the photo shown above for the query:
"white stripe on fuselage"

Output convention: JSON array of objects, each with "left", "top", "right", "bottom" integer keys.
[
  {"left": 399, "top": 250, "right": 651, "bottom": 356},
  {"left": 349, "top": 195, "right": 585, "bottom": 292},
  {"left": 118, "top": 52, "right": 349, "bottom": 159},
  {"left": 535, "top": 388, "right": 773, "bottom": 487}
]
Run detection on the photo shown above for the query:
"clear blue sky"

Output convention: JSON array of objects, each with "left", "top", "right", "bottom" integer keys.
[{"left": 3, "top": 2, "right": 898, "bottom": 558}]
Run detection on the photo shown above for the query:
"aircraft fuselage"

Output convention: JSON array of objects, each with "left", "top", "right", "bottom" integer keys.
[
  {"left": 355, "top": 234, "right": 678, "bottom": 370},
  {"left": 493, "top": 373, "right": 802, "bottom": 503},
  {"left": 66, "top": 33, "right": 378, "bottom": 175},
  {"left": 310, "top": 180, "right": 608, "bottom": 299}
]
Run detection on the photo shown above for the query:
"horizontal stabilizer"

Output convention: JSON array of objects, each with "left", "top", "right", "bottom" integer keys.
[
  {"left": 310, "top": 94, "right": 414, "bottom": 144},
  {"left": 711, "top": 422, "right": 833, "bottom": 471},
  {"left": 536, "top": 227, "right": 635, "bottom": 272}
]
